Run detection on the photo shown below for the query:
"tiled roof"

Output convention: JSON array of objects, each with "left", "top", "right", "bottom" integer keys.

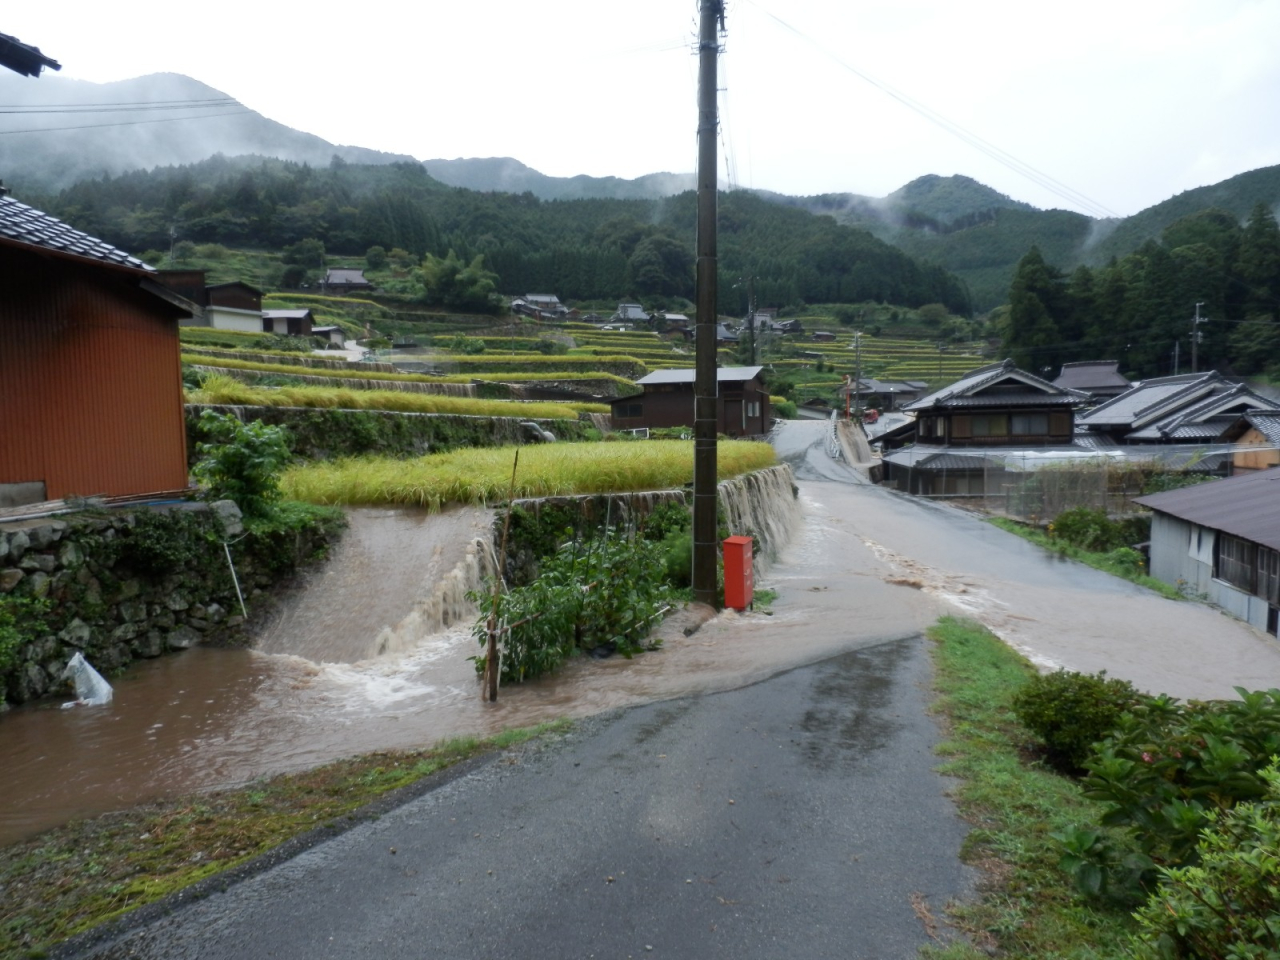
[
  {"left": 1242, "top": 412, "right": 1280, "bottom": 447},
  {"left": 1077, "top": 373, "right": 1218, "bottom": 429},
  {"left": 1053, "top": 360, "right": 1132, "bottom": 392},
  {"left": 940, "top": 392, "right": 1080, "bottom": 408},
  {"left": 0, "top": 196, "right": 151, "bottom": 271},
  {"left": 903, "top": 358, "right": 1086, "bottom": 412},
  {"left": 324, "top": 268, "right": 369, "bottom": 284},
  {"left": 262, "top": 309, "right": 312, "bottom": 319},
  {"left": 1135, "top": 468, "right": 1280, "bottom": 552},
  {"left": 633, "top": 366, "right": 763, "bottom": 386}
]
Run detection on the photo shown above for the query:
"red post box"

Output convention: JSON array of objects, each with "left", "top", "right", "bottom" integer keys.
[{"left": 723, "top": 535, "right": 754, "bottom": 611}]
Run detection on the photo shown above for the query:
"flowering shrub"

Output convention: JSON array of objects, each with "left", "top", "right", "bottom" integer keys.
[{"left": 1082, "top": 688, "right": 1280, "bottom": 869}]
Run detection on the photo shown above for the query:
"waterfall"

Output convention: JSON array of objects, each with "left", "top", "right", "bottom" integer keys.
[
  {"left": 373, "top": 535, "right": 497, "bottom": 656},
  {"left": 717, "top": 464, "right": 801, "bottom": 570}
]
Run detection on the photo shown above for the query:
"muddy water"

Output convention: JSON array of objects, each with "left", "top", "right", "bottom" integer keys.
[{"left": 6, "top": 423, "right": 1279, "bottom": 846}]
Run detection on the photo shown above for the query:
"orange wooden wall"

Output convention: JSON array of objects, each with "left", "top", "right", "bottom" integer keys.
[{"left": 0, "top": 248, "right": 189, "bottom": 500}]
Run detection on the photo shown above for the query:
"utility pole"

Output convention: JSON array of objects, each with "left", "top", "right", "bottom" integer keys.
[
  {"left": 1172, "top": 339, "right": 1180, "bottom": 375},
  {"left": 692, "top": 0, "right": 725, "bottom": 608},
  {"left": 853, "top": 330, "right": 862, "bottom": 420},
  {"left": 746, "top": 275, "right": 756, "bottom": 366},
  {"left": 1190, "top": 302, "right": 1206, "bottom": 374}
]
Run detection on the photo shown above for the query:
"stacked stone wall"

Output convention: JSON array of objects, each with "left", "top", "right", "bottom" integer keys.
[{"left": 0, "top": 501, "right": 341, "bottom": 709}]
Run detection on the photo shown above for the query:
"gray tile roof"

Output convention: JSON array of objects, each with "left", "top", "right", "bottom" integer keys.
[
  {"left": 1135, "top": 468, "right": 1280, "bottom": 552},
  {"left": 1095, "top": 379, "right": 1280, "bottom": 440},
  {"left": 902, "top": 358, "right": 1087, "bottom": 412},
  {"left": 1053, "top": 360, "right": 1132, "bottom": 393},
  {"left": 634, "top": 365, "right": 764, "bottom": 386},
  {"left": 262, "top": 309, "right": 313, "bottom": 320},
  {"left": 0, "top": 196, "right": 151, "bottom": 271},
  {"left": 1242, "top": 412, "right": 1280, "bottom": 447},
  {"left": 324, "top": 268, "right": 370, "bottom": 284},
  {"left": 1077, "top": 373, "right": 1218, "bottom": 429}
]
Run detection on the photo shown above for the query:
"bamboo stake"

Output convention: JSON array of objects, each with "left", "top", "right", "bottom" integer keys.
[{"left": 486, "top": 449, "right": 520, "bottom": 702}]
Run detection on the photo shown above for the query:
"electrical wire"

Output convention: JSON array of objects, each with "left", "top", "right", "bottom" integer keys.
[
  {"left": 741, "top": 0, "right": 1121, "bottom": 220},
  {"left": 0, "top": 108, "right": 252, "bottom": 136},
  {"left": 0, "top": 97, "right": 239, "bottom": 114}
]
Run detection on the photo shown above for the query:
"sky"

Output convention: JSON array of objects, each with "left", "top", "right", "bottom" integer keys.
[{"left": 6, "top": 0, "right": 1280, "bottom": 219}]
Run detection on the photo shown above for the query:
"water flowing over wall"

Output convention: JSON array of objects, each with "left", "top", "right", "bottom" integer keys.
[
  {"left": 375, "top": 534, "right": 497, "bottom": 657},
  {"left": 497, "top": 464, "right": 799, "bottom": 584},
  {"left": 717, "top": 465, "right": 802, "bottom": 566}
]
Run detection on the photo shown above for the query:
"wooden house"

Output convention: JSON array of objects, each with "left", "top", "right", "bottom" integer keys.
[
  {"left": 1220, "top": 412, "right": 1280, "bottom": 474},
  {"left": 157, "top": 271, "right": 263, "bottom": 332},
  {"left": 608, "top": 366, "right": 771, "bottom": 438},
  {"left": 321, "top": 268, "right": 373, "bottom": 295},
  {"left": 0, "top": 195, "right": 191, "bottom": 506}
]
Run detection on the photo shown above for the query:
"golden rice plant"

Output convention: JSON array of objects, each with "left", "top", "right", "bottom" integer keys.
[
  {"left": 281, "top": 440, "right": 777, "bottom": 510},
  {"left": 189, "top": 373, "right": 606, "bottom": 418}
]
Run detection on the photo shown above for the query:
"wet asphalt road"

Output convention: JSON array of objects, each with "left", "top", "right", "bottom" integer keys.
[{"left": 74, "top": 637, "right": 972, "bottom": 960}]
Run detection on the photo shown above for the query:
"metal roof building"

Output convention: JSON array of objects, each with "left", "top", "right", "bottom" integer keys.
[{"left": 0, "top": 196, "right": 191, "bottom": 507}]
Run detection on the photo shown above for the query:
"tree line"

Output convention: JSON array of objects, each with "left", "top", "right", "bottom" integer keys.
[
  {"left": 1003, "top": 204, "right": 1280, "bottom": 379},
  {"left": 38, "top": 154, "right": 971, "bottom": 315}
]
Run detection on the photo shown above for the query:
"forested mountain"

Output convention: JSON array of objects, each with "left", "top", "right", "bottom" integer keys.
[
  {"left": 37, "top": 155, "right": 971, "bottom": 315},
  {"left": 1002, "top": 204, "right": 1280, "bottom": 381},
  {"left": 0, "top": 72, "right": 413, "bottom": 194},
  {"left": 421, "top": 157, "right": 695, "bottom": 201}
]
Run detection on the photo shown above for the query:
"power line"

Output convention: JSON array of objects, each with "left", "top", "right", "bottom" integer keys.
[
  {"left": 0, "top": 97, "right": 239, "bottom": 114},
  {"left": 741, "top": 0, "right": 1121, "bottom": 220},
  {"left": 0, "top": 108, "right": 252, "bottom": 136}
]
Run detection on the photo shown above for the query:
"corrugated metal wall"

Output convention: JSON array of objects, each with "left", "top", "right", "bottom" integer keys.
[{"left": 0, "top": 248, "right": 189, "bottom": 500}]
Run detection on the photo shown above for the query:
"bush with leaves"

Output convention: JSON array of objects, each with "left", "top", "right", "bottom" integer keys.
[
  {"left": 191, "top": 411, "right": 292, "bottom": 520},
  {"left": 470, "top": 529, "right": 675, "bottom": 684},
  {"left": 1082, "top": 688, "right": 1280, "bottom": 870},
  {"left": 1013, "top": 669, "right": 1146, "bottom": 773},
  {"left": 1049, "top": 507, "right": 1126, "bottom": 552},
  {"left": 1131, "top": 759, "right": 1280, "bottom": 959}
]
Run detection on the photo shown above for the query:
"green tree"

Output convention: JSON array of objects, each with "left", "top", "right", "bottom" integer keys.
[
  {"left": 281, "top": 237, "right": 326, "bottom": 269},
  {"left": 420, "top": 249, "right": 500, "bottom": 313},
  {"left": 1005, "top": 245, "right": 1065, "bottom": 373},
  {"left": 365, "top": 245, "right": 388, "bottom": 271},
  {"left": 1235, "top": 202, "right": 1280, "bottom": 318}
]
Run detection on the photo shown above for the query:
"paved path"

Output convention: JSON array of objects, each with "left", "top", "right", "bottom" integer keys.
[{"left": 75, "top": 640, "right": 972, "bottom": 960}]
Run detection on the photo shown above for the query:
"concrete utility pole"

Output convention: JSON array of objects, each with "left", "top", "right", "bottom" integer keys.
[
  {"left": 1190, "top": 302, "right": 1206, "bottom": 374},
  {"left": 692, "top": 0, "right": 724, "bottom": 607}
]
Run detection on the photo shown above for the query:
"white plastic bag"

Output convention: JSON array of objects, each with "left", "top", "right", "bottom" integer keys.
[{"left": 61, "top": 651, "right": 113, "bottom": 708}]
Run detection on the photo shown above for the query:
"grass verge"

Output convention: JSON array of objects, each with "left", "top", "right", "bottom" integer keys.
[
  {"left": 281, "top": 440, "right": 779, "bottom": 509},
  {"left": 987, "top": 517, "right": 1181, "bottom": 600},
  {"left": 922, "top": 617, "right": 1136, "bottom": 959},
  {"left": 0, "top": 721, "right": 570, "bottom": 960}
]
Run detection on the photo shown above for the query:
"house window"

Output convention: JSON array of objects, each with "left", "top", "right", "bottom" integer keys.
[
  {"left": 971, "top": 415, "right": 1008, "bottom": 438},
  {"left": 950, "top": 416, "right": 969, "bottom": 439},
  {"left": 617, "top": 403, "right": 643, "bottom": 419},
  {"left": 1259, "top": 546, "right": 1280, "bottom": 606},
  {"left": 1215, "top": 534, "right": 1257, "bottom": 593},
  {"left": 1011, "top": 413, "right": 1049, "bottom": 436},
  {"left": 746, "top": 401, "right": 760, "bottom": 418}
]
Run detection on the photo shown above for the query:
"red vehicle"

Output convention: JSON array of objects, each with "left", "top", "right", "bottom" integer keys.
[{"left": 862, "top": 408, "right": 880, "bottom": 424}]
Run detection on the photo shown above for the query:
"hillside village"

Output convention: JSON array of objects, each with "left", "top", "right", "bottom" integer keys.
[{"left": 5, "top": 22, "right": 1280, "bottom": 960}]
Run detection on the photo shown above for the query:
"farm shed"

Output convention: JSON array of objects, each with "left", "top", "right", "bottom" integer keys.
[{"left": 0, "top": 195, "right": 191, "bottom": 506}]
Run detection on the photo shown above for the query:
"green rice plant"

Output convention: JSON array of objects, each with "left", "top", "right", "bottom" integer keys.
[
  {"left": 189, "top": 373, "right": 604, "bottom": 418},
  {"left": 280, "top": 440, "right": 777, "bottom": 509}
]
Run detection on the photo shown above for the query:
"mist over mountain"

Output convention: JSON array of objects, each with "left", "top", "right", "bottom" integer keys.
[
  {"left": 421, "top": 156, "right": 696, "bottom": 201},
  {"left": 0, "top": 72, "right": 414, "bottom": 194},
  {"left": 3, "top": 70, "right": 1278, "bottom": 314}
]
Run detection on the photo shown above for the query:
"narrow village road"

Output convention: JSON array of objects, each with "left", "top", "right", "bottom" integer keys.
[
  {"left": 72, "top": 638, "right": 972, "bottom": 960},
  {"left": 62, "top": 420, "right": 1280, "bottom": 958}
]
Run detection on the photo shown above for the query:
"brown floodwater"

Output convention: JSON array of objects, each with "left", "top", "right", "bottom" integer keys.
[{"left": 5, "top": 422, "right": 1278, "bottom": 846}]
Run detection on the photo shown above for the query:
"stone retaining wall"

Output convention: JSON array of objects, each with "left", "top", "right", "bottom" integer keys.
[{"left": 0, "top": 501, "right": 342, "bottom": 709}]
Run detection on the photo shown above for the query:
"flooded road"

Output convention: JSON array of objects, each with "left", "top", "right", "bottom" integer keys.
[{"left": 4, "top": 423, "right": 1279, "bottom": 845}]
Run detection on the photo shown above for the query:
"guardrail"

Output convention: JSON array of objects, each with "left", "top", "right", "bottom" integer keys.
[{"left": 826, "top": 410, "right": 843, "bottom": 461}]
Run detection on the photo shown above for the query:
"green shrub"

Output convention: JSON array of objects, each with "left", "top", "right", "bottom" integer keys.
[
  {"left": 1049, "top": 507, "right": 1126, "bottom": 552},
  {"left": 1131, "top": 760, "right": 1280, "bottom": 959},
  {"left": 1082, "top": 688, "right": 1280, "bottom": 869},
  {"left": 191, "top": 411, "right": 292, "bottom": 520},
  {"left": 1012, "top": 669, "right": 1145, "bottom": 773},
  {"left": 470, "top": 529, "right": 675, "bottom": 683},
  {"left": 0, "top": 595, "right": 51, "bottom": 674},
  {"left": 1102, "top": 546, "right": 1147, "bottom": 577}
]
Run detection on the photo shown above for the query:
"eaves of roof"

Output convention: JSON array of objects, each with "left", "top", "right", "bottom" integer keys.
[{"left": 1135, "top": 468, "right": 1280, "bottom": 552}]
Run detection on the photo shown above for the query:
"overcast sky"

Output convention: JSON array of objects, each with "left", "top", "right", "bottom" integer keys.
[{"left": 6, "top": 0, "right": 1279, "bottom": 219}]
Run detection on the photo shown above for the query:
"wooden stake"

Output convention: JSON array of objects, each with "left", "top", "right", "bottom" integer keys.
[{"left": 486, "top": 449, "right": 520, "bottom": 702}]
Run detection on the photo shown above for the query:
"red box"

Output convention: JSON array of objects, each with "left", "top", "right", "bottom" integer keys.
[{"left": 723, "top": 535, "right": 754, "bottom": 611}]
